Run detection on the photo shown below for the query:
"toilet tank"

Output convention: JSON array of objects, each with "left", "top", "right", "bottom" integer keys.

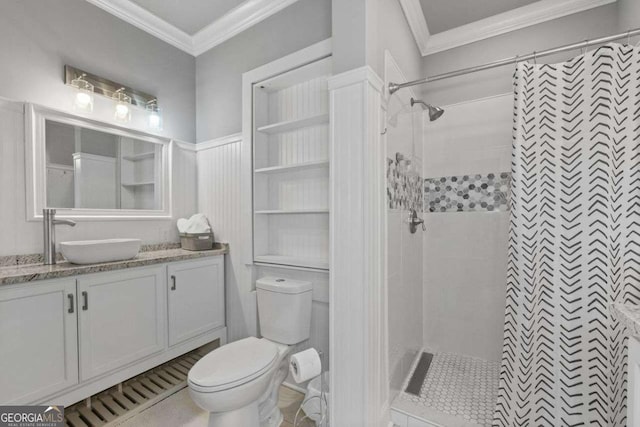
[{"left": 256, "top": 277, "right": 313, "bottom": 345}]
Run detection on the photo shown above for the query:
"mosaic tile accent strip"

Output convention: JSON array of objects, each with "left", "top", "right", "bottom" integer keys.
[
  {"left": 396, "top": 352, "right": 500, "bottom": 427},
  {"left": 387, "top": 157, "right": 423, "bottom": 211},
  {"left": 424, "top": 172, "right": 510, "bottom": 213}
]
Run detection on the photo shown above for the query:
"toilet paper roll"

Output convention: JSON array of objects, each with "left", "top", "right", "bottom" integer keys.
[{"left": 289, "top": 348, "right": 322, "bottom": 383}]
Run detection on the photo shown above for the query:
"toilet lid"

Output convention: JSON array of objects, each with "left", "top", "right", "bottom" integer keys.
[{"left": 188, "top": 337, "right": 278, "bottom": 391}]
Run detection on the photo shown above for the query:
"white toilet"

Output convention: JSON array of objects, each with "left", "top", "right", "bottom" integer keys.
[{"left": 188, "top": 277, "right": 313, "bottom": 427}]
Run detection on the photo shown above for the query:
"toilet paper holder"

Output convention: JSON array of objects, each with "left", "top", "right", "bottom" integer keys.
[{"left": 292, "top": 349, "right": 327, "bottom": 427}]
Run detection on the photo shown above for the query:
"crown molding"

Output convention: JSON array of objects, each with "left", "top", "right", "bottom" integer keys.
[
  {"left": 401, "top": 0, "right": 618, "bottom": 56},
  {"left": 85, "top": 0, "right": 194, "bottom": 53},
  {"left": 85, "top": 0, "right": 302, "bottom": 57},
  {"left": 398, "top": 0, "right": 430, "bottom": 56},
  {"left": 192, "top": 0, "right": 301, "bottom": 56}
]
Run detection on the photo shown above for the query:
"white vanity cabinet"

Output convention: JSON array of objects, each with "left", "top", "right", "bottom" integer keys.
[
  {"left": 77, "top": 266, "right": 166, "bottom": 381},
  {"left": 167, "top": 257, "right": 225, "bottom": 347},
  {"left": 0, "top": 279, "right": 78, "bottom": 404},
  {"left": 0, "top": 255, "right": 226, "bottom": 406}
]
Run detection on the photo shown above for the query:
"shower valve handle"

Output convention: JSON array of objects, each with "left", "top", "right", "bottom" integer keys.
[
  {"left": 412, "top": 217, "right": 426, "bottom": 230},
  {"left": 408, "top": 209, "right": 426, "bottom": 233}
]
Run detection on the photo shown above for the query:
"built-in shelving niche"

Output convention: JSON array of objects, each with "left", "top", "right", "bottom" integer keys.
[{"left": 253, "top": 57, "right": 331, "bottom": 271}]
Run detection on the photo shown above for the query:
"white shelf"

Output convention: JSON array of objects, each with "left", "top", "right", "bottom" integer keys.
[
  {"left": 256, "top": 113, "right": 329, "bottom": 134},
  {"left": 255, "top": 160, "right": 329, "bottom": 174},
  {"left": 255, "top": 209, "right": 329, "bottom": 214},
  {"left": 122, "top": 152, "right": 155, "bottom": 161},
  {"left": 121, "top": 181, "right": 155, "bottom": 187},
  {"left": 254, "top": 255, "right": 329, "bottom": 270}
]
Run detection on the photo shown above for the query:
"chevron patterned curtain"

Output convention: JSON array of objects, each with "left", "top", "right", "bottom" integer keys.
[{"left": 494, "top": 44, "right": 640, "bottom": 427}]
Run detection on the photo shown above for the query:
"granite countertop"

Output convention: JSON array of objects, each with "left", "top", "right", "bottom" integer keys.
[
  {"left": 611, "top": 302, "right": 640, "bottom": 338},
  {"left": 0, "top": 243, "right": 228, "bottom": 286}
]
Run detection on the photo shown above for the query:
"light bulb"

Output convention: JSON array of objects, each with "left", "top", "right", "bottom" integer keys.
[
  {"left": 115, "top": 103, "right": 129, "bottom": 117},
  {"left": 113, "top": 89, "right": 132, "bottom": 123},
  {"left": 146, "top": 100, "right": 162, "bottom": 131},
  {"left": 76, "top": 92, "right": 91, "bottom": 106},
  {"left": 114, "top": 102, "right": 131, "bottom": 123},
  {"left": 71, "top": 75, "right": 94, "bottom": 113},
  {"left": 74, "top": 92, "right": 93, "bottom": 112},
  {"left": 149, "top": 112, "right": 161, "bottom": 129}
]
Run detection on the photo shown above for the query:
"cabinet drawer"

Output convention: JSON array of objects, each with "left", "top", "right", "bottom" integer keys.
[{"left": 167, "top": 256, "right": 225, "bottom": 347}]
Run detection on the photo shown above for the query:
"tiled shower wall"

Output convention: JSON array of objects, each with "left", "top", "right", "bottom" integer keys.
[{"left": 421, "top": 94, "right": 512, "bottom": 362}]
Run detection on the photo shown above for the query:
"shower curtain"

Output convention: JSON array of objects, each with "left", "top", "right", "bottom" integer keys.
[{"left": 494, "top": 44, "right": 640, "bottom": 426}]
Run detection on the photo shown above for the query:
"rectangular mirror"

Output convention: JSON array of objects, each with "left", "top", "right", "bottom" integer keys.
[{"left": 26, "top": 104, "right": 172, "bottom": 220}]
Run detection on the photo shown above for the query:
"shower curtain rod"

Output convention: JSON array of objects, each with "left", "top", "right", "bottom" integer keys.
[{"left": 388, "top": 27, "right": 640, "bottom": 94}]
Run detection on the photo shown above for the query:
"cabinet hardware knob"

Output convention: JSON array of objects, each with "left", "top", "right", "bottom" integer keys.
[
  {"left": 82, "top": 291, "right": 88, "bottom": 310},
  {"left": 68, "top": 293, "right": 74, "bottom": 314},
  {"left": 171, "top": 275, "right": 176, "bottom": 291}
]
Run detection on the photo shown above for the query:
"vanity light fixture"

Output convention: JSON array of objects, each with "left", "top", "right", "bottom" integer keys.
[
  {"left": 70, "top": 73, "right": 94, "bottom": 113},
  {"left": 146, "top": 99, "right": 162, "bottom": 131},
  {"left": 113, "top": 88, "right": 132, "bottom": 123},
  {"left": 64, "top": 65, "right": 159, "bottom": 125}
]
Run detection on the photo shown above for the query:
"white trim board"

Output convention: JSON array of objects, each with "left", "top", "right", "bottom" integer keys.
[
  {"left": 399, "top": 0, "right": 617, "bottom": 56},
  {"left": 328, "top": 65, "right": 386, "bottom": 426},
  {"left": 84, "top": 0, "right": 301, "bottom": 56},
  {"left": 194, "top": 133, "right": 242, "bottom": 152}
]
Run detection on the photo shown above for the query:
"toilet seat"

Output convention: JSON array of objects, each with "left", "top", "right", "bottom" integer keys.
[{"left": 188, "top": 337, "right": 279, "bottom": 393}]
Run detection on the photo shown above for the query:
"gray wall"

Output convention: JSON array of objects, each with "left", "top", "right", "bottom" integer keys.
[
  {"left": 196, "top": 0, "right": 331, "bottom": 142},
  {"left": 619, "top": 0, "right": 640, "bottom": 32},
  {"left": 331, "top": 0, "right": 423, "bottom": 81},
  {"left": 331, "top": 0, "right": 367, "bottom": 74},
  {"left": 0, "top": 0, "right": 196, "bottom": 142},
  {"left": 369, "top": 0, "right": 424, "bottom": 83},
  {"left": 422, "top": 4, "right": 620, "bottom": 106}
]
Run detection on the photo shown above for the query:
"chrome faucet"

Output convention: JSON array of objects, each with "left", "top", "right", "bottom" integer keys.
[{"left": 43, "top": 208, "right": 76, "bottom": 265}]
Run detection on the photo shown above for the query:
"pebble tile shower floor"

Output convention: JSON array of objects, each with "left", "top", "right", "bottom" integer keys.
[{"left": 394, "top": 353, "right": 500, "bottom": 427}]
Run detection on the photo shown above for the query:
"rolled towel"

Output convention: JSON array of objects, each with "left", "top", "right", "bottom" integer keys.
[{"left": 177, "top": 213, "right": 212, "bottom": 234}]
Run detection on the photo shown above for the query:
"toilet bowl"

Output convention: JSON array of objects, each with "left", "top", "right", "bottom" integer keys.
[{"left": 188, "top": 277, "right": 313, "bottom": 427}]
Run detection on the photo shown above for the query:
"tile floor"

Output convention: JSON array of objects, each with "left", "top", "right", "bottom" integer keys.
[
  {"left": 393, "top": 352, "right": 500, "bottom": 427},
  {"left": 113, "top": 385, "right": 314, "bottom": 427}
]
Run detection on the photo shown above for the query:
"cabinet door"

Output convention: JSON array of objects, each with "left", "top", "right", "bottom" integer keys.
[
  {"left": 77, "top": 266, "right": 166, "bottom": 381},
  {"left": 0, "top": 279, "right": 78, "bottom": 404},
  {"left": 167, "top": 256, "right": 225, "bottom": 347}
]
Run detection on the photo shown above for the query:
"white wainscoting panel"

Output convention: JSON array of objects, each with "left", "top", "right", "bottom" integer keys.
[
  {"left": 0, "top": 99, "right": 197, "bottom": 257},
  {"left": 197, "top": 137, "right": 258, "bottom": 341},
  {"left": 329, "top": 66, "right": 386, "bottom": 427}
]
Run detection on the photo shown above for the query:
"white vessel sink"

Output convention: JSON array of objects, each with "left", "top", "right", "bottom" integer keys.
[{"left": 60, "top": 239, "right": 141, "bottom": 265}]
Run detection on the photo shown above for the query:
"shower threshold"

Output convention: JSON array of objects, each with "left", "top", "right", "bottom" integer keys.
[{"left": 392, "top": 352, "right": 499, "bottom": 427}]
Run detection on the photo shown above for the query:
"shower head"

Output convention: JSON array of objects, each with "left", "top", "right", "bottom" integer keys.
[
  {"left": 428, "top": 105, "right": 445, "bottom": 121},
  {"left": 410, "top": 97, "right": 445, "bottom": 121}
]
